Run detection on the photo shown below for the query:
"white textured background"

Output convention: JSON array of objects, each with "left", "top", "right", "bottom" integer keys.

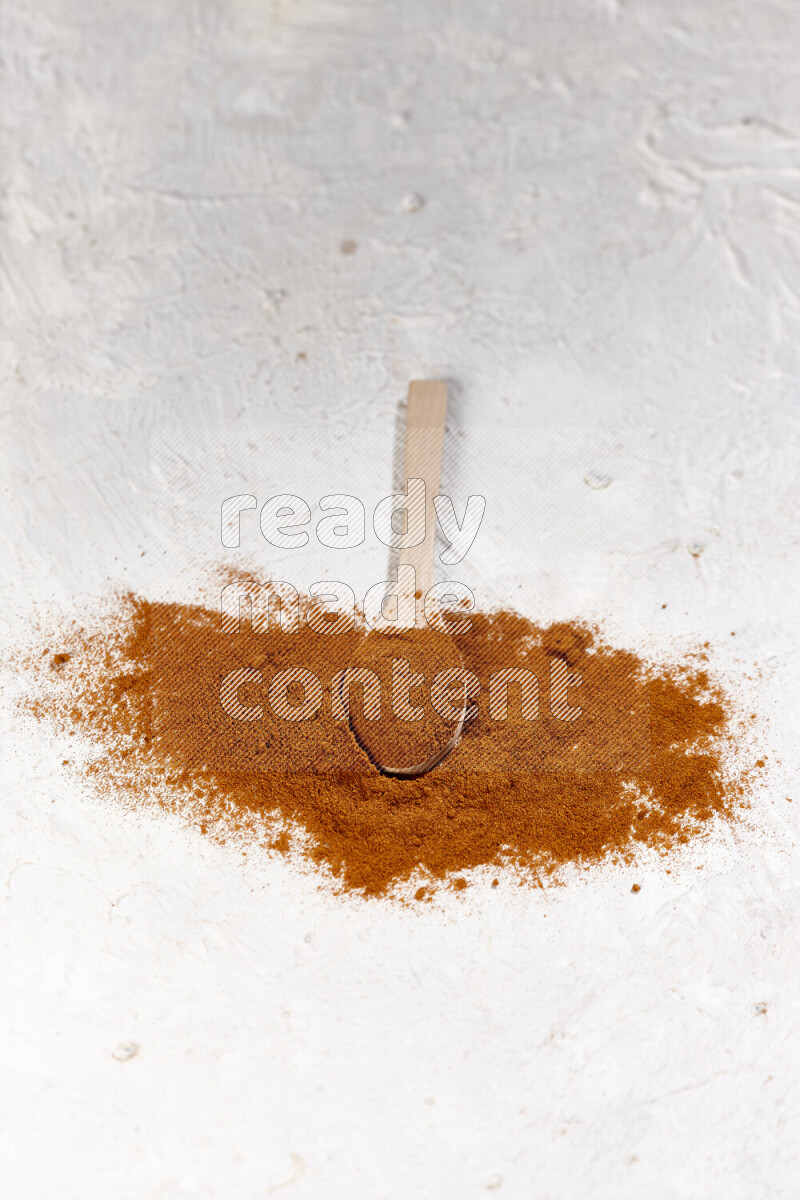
[{"left": 1, "top": 1, "right": 799, "bottom": 1197}]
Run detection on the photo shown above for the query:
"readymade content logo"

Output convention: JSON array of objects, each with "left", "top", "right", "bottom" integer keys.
[{"left": 217, "top": 482, "right": 583, "bottom": 725}]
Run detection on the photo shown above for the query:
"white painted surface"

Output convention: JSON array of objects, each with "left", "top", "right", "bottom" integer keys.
[{"left": 1, "top": 0, "right": 799, "bottom": 1196}]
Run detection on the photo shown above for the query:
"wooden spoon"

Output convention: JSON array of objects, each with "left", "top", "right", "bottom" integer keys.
[{"left": 343, "top": 381, "right": 468, "bottom": 778}]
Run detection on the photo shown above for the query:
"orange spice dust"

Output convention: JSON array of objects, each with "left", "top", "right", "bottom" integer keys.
[{"left": 22, "top": 590, "right": 745, "bottom": 897}]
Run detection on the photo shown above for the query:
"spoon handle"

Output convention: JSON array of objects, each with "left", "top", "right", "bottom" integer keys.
[{"left": 398, "top": 381, "right": 448, "bottom": 607}]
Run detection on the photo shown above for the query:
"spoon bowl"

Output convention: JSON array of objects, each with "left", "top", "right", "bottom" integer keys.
[{"left": 343, "top": 624, "right": 468, "bottom": 778}]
